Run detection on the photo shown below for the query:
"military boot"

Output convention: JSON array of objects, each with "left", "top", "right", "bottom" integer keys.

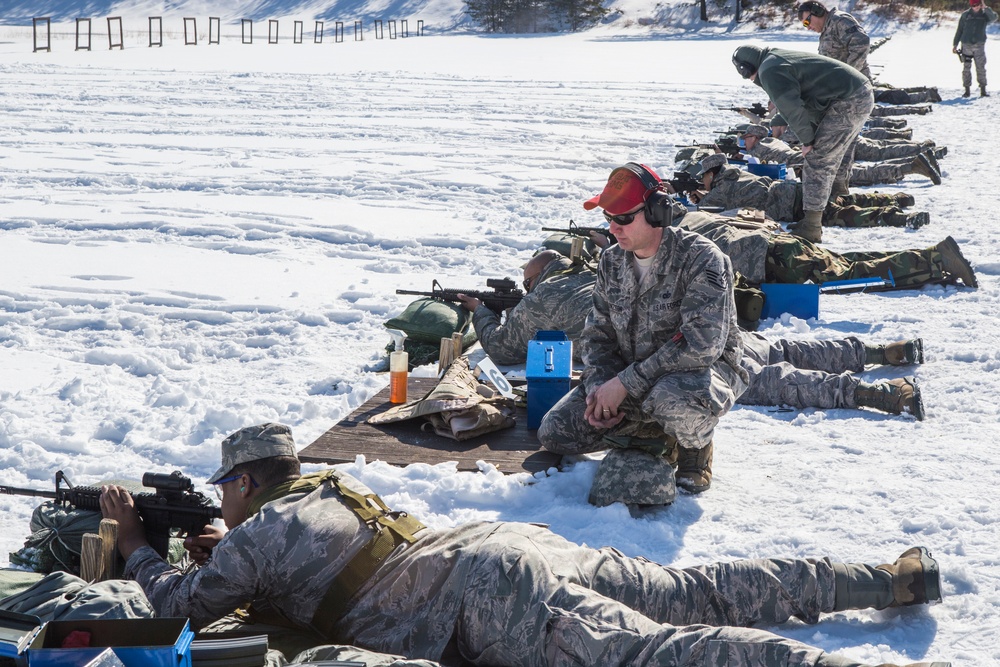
[
  {"left": 934, "top": 236, "right": 978, "bottom": 288},
  {"left": 880, "top": 209, "right": 929, "bottom": 229},
  {"left": 981, "top": 85, "right": 989, "bottom": 97},
  {"left": 865, "top": 339, "right": 924, "bottom": 366},
  {"left": 828, "top": 177, "right": 850, "bottom": 201},
  {"left": 788, "top": 209, "right": 823, "bottom": 243},
  {"left": 832, "top": 546, "right": 941, "bottom": 612},
  {"left": 962, "top": 86, "right": 971, "bottom": 98},
  {"left": 676, "top": 442, "right": 712, "bottom": 494},
  {"left": 854, "top": 377, "right": 925, "bottom": 420},
  {"left": 909, "top": 152, "right": 941, "bottom": 185},
  {"left": 933, "top": 146, "right": 947, "bottom": 159},
  {"left": 893, "top": 192, "right": 915, "bottom": 208}
]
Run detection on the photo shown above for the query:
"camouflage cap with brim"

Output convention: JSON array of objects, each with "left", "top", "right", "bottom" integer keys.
[
  {"left": 207, "top": 423, "right": 298, "bottom": 484},
  {"left": 743, "top": 124, "right": 769, "bottom": 138},
  {"left": 697, "top": 153, "right": 729, "bottom": 177}
]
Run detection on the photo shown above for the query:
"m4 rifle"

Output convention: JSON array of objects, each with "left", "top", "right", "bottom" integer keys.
[
  {"left": 0, "top": 470, "right": 223, "bottom": 559},
  {"left": 397, "top": 278, "right": 524, "bottom": 315},
  {"left": 540, "top": 220, "right": 616, "bottom": 244}
]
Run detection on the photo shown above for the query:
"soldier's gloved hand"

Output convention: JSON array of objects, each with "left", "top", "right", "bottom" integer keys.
[
  {"left": 184, "top": 525, "right": 227, "bottom": 566},
  {"left": 100, "top": 485, "right": 149, "bottom": 560}
]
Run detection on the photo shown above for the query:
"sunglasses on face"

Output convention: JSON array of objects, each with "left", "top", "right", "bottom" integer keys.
[
  {"left": 802, "top": 15, "right": 812, "bottom": 27},
  {"left": 603, "top": 209, "right": 642, "bottom": 226}
]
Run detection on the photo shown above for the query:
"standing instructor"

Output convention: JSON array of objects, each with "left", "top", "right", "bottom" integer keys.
[{"left": 732, "top": 45, "right": 874, "bottom": 243}]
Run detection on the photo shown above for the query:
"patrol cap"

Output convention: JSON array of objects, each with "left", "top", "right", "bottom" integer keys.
[
  {"left": 207, "top": 423, "right": 298, "bottom": 483},
  {"left": 583, "top": 164, "right": 662, "bottom": 215},
  {"left": 743, "top": 124, "right": 769, "bottom": 138},
  {"left": 696, "top": 153, "right": 728, "bottom": 177}
]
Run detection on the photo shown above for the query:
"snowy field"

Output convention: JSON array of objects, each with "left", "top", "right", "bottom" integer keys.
[{"left": 1, "top": 20, "right": 999, "bottom": 666}]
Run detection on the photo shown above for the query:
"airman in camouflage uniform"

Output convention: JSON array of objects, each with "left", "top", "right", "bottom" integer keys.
[
  {"left": 538, "top": 164, "right": 748, "bottom": 497},
  {"left": 797, "top": 1, "right": 872, "bottom": 80},
  {"left": 458, "top": 250, "right": 596, "bottom": 365},
  {"left": 741, "top": 333, "right": 926, "bottom": 419},
  {"left": 740, "top": 125, "right": 942, "bottom": 187},
  {"left": 733, "top": 45, "right": 875, "bottom": 242},
  {"left": 99, "top": 423, "right": 948, "bottom": 667},
  {"left": 953, "top": 0, "right": 998, "bottom": 97},
  {"left": 672, "top": 209, "right": 978, "bottom": 289},
  {"left": 692, "top": 158, "right": 928, "bottom": 229}
]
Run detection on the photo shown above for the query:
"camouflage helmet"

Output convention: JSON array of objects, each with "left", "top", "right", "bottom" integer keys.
[
  {"left": 207, "top": 423, "right": 298, "bottom": 483},
  {"left": 588, "top": 447, "right": 677, "bottom": 507}
]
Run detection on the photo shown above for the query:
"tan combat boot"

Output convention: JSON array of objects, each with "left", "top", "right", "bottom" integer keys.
[
  {"left": 854, "top": 377, "right": 925, "bottom": 420},
  {"left": 788, "top": 210, "right": 823, "bottom": 243},
  {"left": 876, "top": 546, "right": 943, "bottom": 606},
  {"left": 908, "top": 152, "right": 942, "bottom": 185},
  {"left": 934, "top": 236, "right": 978, "bottom": 288},
  {"left": 865, "top": 339, "right": 924, "bottom": 366},
  {"left": 832, "top": 546, "right": 941, "bottom": 612},
  {"left": 676, "top": 441, "right": 712, "bottom": 494}
]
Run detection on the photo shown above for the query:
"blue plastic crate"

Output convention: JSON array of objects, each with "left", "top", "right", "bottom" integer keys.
[
  {"left": 526, "top": 331, "right": 573, "bottom": 429},
  {"left": 760, "top": 283, "right": 819, "bottom": 320},
  {"left": 747, "top": 163, "right": 787, "bottom": 179},
  {"left": 28, "top": 618, "right": 193, "bottom": 667}
]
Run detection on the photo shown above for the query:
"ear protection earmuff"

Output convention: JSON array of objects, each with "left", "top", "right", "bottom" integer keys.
[
  {"left": 620, "top": 162, "right": 675, "bottom": 228},
  {"left": 797, "top": 1, "right": 827, "bottom": 17},
  {"left": 732, "top": 50, "right": 757, "bottom": 79}
]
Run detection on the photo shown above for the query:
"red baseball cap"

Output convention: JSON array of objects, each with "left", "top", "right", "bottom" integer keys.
[
  {"left": 584, "top": 164, "right": 661, "bottom": 215},
  {"left": 971, "top": 0, "right": 982, "bottom": 5}
]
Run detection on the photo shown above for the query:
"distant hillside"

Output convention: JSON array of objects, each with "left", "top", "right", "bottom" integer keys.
[{"left": 0, "top": 0, "right": 960, "bottom": 33}]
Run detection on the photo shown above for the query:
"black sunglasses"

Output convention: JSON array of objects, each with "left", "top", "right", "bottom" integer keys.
[{"left": 603, "top": 209, "right": 642, "bottom": 226}]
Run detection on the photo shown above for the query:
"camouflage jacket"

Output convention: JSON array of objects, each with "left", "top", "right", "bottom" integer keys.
[
  {"left": 125, "top": 469, "right": 505, "bottom": 660},
  {"left": 581, "top": 226, "right": 746, "bottom": 398},
  {"left": 819, "top": 9, "right": 872, "bottom": 80},
  {"left": 672, "top": 211, "right": 774, "bottom": 284},
  {"left": 747, "top": 137, "right": 804, "bottom": 167},
  {"left": 472, "top": 257, "right": 596, "bottom": 364},
  {"left": 697, "top": 165, "right": 771, "bottom": 212}
]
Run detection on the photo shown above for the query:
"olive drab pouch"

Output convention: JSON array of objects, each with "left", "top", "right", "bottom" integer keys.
[
  {"left": 734, "top": 272, "right": 765, "bottom": 331},
  {"left": 367, "top": 357, "right": 515, "bottom": 441}
]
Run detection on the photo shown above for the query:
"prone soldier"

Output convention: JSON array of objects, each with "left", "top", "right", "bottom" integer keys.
[{"left": 97, "top": 423, "right": 950, "bottom": 667}]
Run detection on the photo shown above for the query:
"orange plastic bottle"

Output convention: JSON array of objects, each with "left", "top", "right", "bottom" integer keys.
[{"left": 389, "top": 351, "right": 408, "bottom": 404}]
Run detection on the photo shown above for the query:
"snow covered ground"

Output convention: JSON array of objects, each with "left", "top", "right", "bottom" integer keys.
[{"left": 1, "top": 18, "right": 998, "bottom": 666}]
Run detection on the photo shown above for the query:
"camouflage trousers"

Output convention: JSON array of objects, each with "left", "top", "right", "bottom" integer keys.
[
  {"left": 739, "top": 334, "right": 866, "bottom": 409},
  {"left": 764, "top": 180, "right": 802, "bottom": 222},
  {"left": 803, "top": 82, "right": 875, "bottom": 212},
  {"left": 457, "top": 523, "right": 844, "bottom": 667},
  {"left": 850, "top": 160, "right": 907, "bottom": 186},
  {"left": 538, "top": 365, "right": 742, "bottom": 454},
  {"left": 855, "top": 137, "right": 927, "bottom": 161},
  {"left": 764, "top": 234, "right": 945, "bottom": 288},
  {"left": 960, "top": 42, "right": 988, "bottom": 89}
]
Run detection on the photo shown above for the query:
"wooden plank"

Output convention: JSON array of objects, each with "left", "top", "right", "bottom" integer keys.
[{"left": 300, "top": 377, "right": 562, "bottom": 474}]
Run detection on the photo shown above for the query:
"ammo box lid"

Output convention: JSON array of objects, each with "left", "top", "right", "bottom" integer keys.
[
  {"left": 0, "top": 609, "right": 42, "bottom": 660},
  {"left": 527, "top": 331, "right": 572, "bottom": 380}
]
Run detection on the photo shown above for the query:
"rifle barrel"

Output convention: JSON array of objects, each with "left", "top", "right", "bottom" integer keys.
[{"left": 0, "top": 485, "right": 57, "bottom": 499}]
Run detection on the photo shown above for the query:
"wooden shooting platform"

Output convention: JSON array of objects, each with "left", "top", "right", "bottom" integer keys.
[{"left": 300, "top": 377, "right": 562, "bottom": 474}]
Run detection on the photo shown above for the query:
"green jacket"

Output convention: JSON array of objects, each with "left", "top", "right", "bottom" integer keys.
[
  {"left": 954, "top": 5, "right": 998, "bottom": 46},
  {"left": 740, "top": 46, "right": 869, "bottom": 146}
]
